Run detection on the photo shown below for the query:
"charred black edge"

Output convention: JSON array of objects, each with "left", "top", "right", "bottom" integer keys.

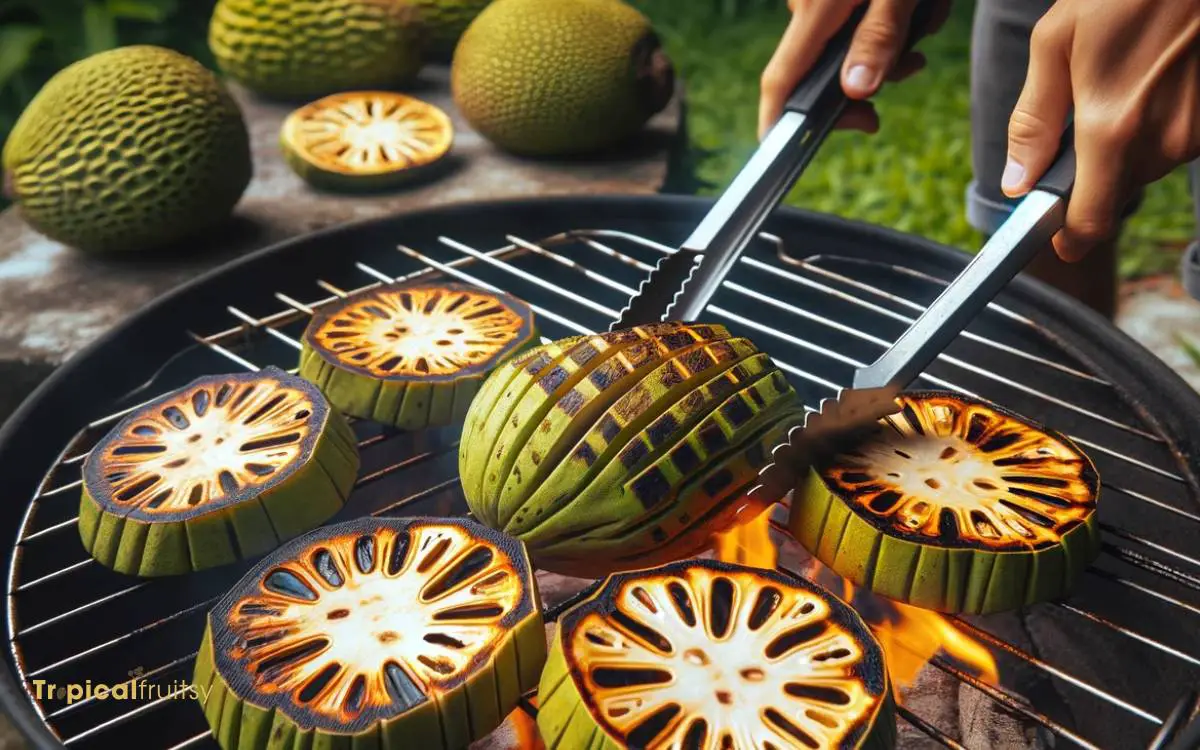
[
  {"left": 814, "top": 388, "right": 1101, "bottom": 553},
  {"left": 207, "top": 515, "right": 536, "bottom": 733},
  {"left": 555, "top": 558, "right": 889, "bottom": 749},
  {"left": 1, "top": 195, "right": 1195, "bottom": 750},
  {"left": 82, "top": 367, "right": 332, "bottom": 523},
  {"left": 286, "top": 92, "right": 454, "bottom": 173},
  {"left": 301, "top": 281, "right": 537, "bottom": 383}
]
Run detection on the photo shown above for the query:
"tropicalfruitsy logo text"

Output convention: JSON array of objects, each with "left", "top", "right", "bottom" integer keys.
[{"left": 28, "top": 666, "right": 210, "bottom": 705}]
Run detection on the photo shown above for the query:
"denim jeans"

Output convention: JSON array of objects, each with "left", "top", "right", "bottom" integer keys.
[{"left": 965, "top": 0, "right": 1198, "bottom": 238}]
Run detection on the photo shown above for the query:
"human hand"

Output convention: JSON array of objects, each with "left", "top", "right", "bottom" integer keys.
[
  {"left": 1001, "top": 0, "right": 1200, "bottom": 262},
  {"left": 758, "top": 0, "right": 951, "bottom": 139}
]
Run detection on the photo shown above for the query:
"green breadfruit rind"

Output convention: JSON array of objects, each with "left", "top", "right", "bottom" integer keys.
[
  {"left": 536, "top": 567, "right": 898, "bottom": 750},
  {"left": 492, "top": 352, "right": 801, "bottom": 575},
  {"left": 463, "top": 324, "right": 727, "bottom": 529},
  {"left": 208, "top": 0, "right": 425, "bottom": 100},
  {"left": 450, "top": 0, "right": 675, "bottom": 156},
  {"left": 78, "top": 405, "right": 359, "bottom": 578},
  {"left": 414, "top": 0, "right": 493, "bottom": 61},
  {"left": 460, "top": 336, "right": 587, "bottom": 521},
  {"left": 194, "top": 518, "right": 547, "bottom": 750},
  {"left": 494, "top": 334, "right": 758, "bottom": 533},
  {"left": 298, "top": 283, "right": 537, "bottom": 430},
  {"left": 790, "top": 466, "right": 1102, "bottom": 614},
  {"left": 532, "top": 392, "right": 802, "bottom": 577},
  {"left": 3, "top": 45, "right": 250, "bottom": 255},
  {"left": 281, "top": 134, "right": 452, "bottom": 194},
  {"left": 196, "top": 613, "right": 546, "bottom": 750},
  {"left": 462, "top": 324, "right": 809, "bottom": 578},
  {"left": 299, "top": 331, "right": 538, "bottom": 430},
  {"left": 508, "top": 351, "right": 790, "bottom": 542}
]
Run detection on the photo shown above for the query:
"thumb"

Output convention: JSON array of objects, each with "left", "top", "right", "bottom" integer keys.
[{"left": 1003, "top": 20, "right": 1073, "bottom": 197}]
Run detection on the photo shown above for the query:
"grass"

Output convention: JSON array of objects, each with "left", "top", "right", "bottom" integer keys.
[
  {"left": 0, "top": 0, "right": 1193, "bottom": 277},
  {"left": 633, "top": 0, "right": 1196, "bottom": 278}
]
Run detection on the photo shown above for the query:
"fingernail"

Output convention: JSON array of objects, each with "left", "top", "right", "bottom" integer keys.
[
  {"left": 1001, "top": 158, "right": 1026, "bottom": 193},
  {"left": 846, "top": 65, "right": 877, "bottom": 92}
]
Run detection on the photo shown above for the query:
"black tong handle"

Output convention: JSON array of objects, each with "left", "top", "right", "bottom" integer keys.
[{"left": 784, "top": 0, "right": 939, "bottom": 117}]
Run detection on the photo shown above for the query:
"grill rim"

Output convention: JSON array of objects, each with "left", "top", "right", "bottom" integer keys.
[{"left": 2, "top": 193, "right": 1199, "bottom": 748}]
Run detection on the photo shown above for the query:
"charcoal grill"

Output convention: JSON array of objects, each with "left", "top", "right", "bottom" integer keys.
[{"left": 1, "top": 195, "right": 1198, "bottom": 750}]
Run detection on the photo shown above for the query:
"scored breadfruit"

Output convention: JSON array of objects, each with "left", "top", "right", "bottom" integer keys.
[
  {"left": 79, "top": 368, "right": 359, "bottom": 577},
  {"left": 539, "top": 558, "right": 896, "bottom": 750},
  {"left": 281, "top": 91, "right": 454, "bottom": 192},
  {"left": 459, "top": 322, "right": 804, "bottom": 578},
  {"left": 791, "top": 390, "right": 1101, "bottom": 615},
  {"left": 194, "top": 516, "right": 546, "bottom": 750},
  {"left": 299, "top": 282, "right": 537, "bottom": 429}
]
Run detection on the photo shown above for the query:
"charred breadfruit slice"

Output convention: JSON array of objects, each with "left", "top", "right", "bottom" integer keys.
[
  {"left": 281, "top": 92, "right": 454, "bottom": 192},
  {"left": 300, "top": 282, "right": 537, "bottom": 430},
  {"left": 194, "top": 516, "right": 546, "bottom": 750},
  {"left": 460, "top": 323, "right": 804, "bottom": 578},
  {"left": 539, "top": 559, "right": 896, "bottom": 750},
  {"left": 79, "top": 368, "right": 359, "bottom": 577},
  {"left": 791, "top": 391, "right": 1100, "bottom": 614}
]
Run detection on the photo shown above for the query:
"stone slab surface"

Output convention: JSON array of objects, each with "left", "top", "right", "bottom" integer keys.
[
  {"left": 0, "top": 64, "right": 681, "bottom": 421},
  {"left": 1116, "top": 276, "right": 1200, "bottom": 392}
]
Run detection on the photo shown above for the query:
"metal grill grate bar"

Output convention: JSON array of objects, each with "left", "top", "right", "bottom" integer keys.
[{"left": 10, "top": 227, "right": 1198, "bottom": 750}]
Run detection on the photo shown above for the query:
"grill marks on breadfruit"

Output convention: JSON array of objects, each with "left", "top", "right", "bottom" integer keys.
[
  {"left": 535, "top": 372, "right": 800, "bottom": 571},
  {"left": 538, "top": 559, "right": 896, "bottom": 750},
  {"left": 460, "top": 324, "right": 803, "bottom": 577},
  {"left": 208, "top": 0, "right": 425, "bottom": 99},
  {"left": 495, "top": 329, "right": 751, "bottom": 531},
  {"left": 79, "top": 368, "right": 359, "bottom": 577},
  {"left": 460, "top": 335, "right": 586, "bottom": 524},
  {"left": 2, "top": 45, "right": 250, "bottom": 255},
  {"left": 790, "top": 391, "right": 1100, "bottom": 614},
  {"left": 470, "top": 323, "right": 716, "bottom": 531},
  {"left": 300, "top": 282, "right": 536, "bottom": 430},
  {"left": 195, "top": 517, "right": 545, "bottom": 750}
]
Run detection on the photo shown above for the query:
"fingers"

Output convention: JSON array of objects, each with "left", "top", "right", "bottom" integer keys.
[
  {"left": 886, "top": 51, "right": 926, "bottom": 82},
  {"left": 925, "top": 0, "right": 954, "bottom": 37},
  {"left": 1002, "top": 15, "right": 1073, "bottom": 198},
  {"left": 841, "top": 0, "right": 920, "bottom": 99},
  {"left": 838, "top": 101, "right": 880, "bottom": 133},
  {"left": 1053, "top": 125, "right": 1130, "bottom": 262},
  {"left": 759, "top": 0, "right": 864, "bottom": 138}
]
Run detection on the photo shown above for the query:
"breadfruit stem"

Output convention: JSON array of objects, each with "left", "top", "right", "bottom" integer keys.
[{"left": 635, "top": 33, "right": 676, "bottom": 116}]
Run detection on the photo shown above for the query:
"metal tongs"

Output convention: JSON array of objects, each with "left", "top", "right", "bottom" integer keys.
[{"left": 614, "top": 1, "right": 1078, "bottom": 504}]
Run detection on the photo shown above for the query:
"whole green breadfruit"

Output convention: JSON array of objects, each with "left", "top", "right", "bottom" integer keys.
[
  {"left": 412, "top": 0, "right": 493, "bottom": 61},
  {"left": 2, "top": 46, "right": 251, "bottom": 255},
  {"left": 451, "top": 0, "right": 675, "bottom": 156},
  {"left": 209, "top": 0, "right": 425, "bottom": 99}
]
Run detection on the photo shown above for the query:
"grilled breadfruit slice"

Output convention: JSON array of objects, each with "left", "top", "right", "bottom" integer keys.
[
  {"left": 460, "top": 323, "right": 804, "bottom": 578},
  {"left": 281, "top": 92, "right": 454, "bottom": 192},
  {"left": 194, "top": 516, "right": 545, "bottom": 750},
  {"left": 791, "top": 391, "right": 1100, "bottom": 614},
  {"left": 539, "top": 559, "right": 896, "bottom": 750},
  {"left": 300, "top": 282, "right": 537, "bottom": 429},
  {"left": 79, "top": 368, "right": 359, "bottom": 577}
]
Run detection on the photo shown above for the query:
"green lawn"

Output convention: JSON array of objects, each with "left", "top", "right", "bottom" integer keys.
[
  {"left": 634, "top": 0, "right": 1196, "bottom": 278},
  {"left": 1, "top": 0, "right": 1194, "bottom": 277}
]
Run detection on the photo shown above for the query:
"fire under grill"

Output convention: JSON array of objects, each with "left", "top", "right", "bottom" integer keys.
[{"left": 3, "top": 197, "right": 1199, "bottom": 750}]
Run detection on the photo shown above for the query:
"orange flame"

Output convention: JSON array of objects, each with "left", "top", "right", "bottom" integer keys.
[
  {"left": 713, "top": 506, "right": 778, "bottom": 569},
  {"left": 816, "top": 562, "right": 999, "bottom": 693},
  {"left": 507, "top": 705, "right": 544, "bottom": 749},
  {"left": 715, "top": 507, "right": 999, "bottom": 696}
]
